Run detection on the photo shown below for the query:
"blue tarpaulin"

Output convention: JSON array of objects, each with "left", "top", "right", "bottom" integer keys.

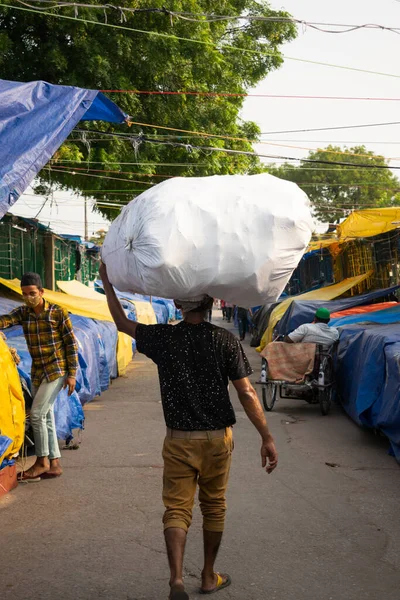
[
  {"left": 0, "top": 79, "right": 126, "bottom": 218},
  {"left": 275, "top": 285, "right": 400, "bottom": 337},
  {"left": 330, "top": 304, "right": 400, "bottom": 328},
  {"left": 95, "top": 281, "right": 171, "bottom": 324},
  {"left": 0, "top": 297, "right": 120, "bottom": 441},
  {"left": 0, "top": 435, "right": 12, "bottom": 461},
  {"left": 335, "top": 322, "right": 400, "bottom": 462}
]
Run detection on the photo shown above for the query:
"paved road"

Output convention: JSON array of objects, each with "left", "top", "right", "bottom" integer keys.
[{"left": 1, "top": 315, "right": 399, "bottom": 600}]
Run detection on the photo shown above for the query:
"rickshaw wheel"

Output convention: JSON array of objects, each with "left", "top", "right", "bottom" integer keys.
[
  {"left": 319, "top": 357, "right": 333, "bottom": 416},
  {"left": 262, "top": 383, "right": 277, "bottom": 411}
]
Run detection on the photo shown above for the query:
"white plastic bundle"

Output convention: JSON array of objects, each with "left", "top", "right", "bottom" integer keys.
[{"left": 102, "top": 174, "right": 314, "bottom": 307}]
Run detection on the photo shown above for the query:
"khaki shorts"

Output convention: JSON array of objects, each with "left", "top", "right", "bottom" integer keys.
[{"left": 162, "top": 427, "right": 233, "bottom": 533}]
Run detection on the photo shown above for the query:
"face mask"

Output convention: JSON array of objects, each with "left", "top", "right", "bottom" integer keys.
[{"left": 24, "top": 295, "right": 42, "bottom": 308}]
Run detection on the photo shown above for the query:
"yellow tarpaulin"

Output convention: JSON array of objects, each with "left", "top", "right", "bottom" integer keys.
[
  {"left": 307, "top": 208, "right": 400, "bottom": 254},
  {"left": 256, "top": 272, "right": 371, "bottom": 352},
  {"left": 307, "top": 238, "right": 340, "bottom": 253},
  {"left": 0, "top": 278, "right": 133, "bottom": 375},
  {"left": 57, "top": 279, "right": 157, "bottom": 326},
  {"left": 0, "top": 336, "right": 25, "bottom": 464},
  {"left": 337, "top": 208, "right": 400, "bottom": 240},
  {"left": 57, "top": 280, "right": 108, "bottom": 302}
]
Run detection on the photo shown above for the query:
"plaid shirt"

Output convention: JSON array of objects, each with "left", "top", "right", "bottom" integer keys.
[{"left": 0, "top": 300, "right": 78, "bottom": 387}]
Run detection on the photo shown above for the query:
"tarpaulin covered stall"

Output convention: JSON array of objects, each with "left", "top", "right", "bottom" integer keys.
[
  {"left": 275, "top": 285, "right": 400, "bottom": 339},
  {"left": 0, "top": 79, "right": 126, "bottom": 218},
  {"left": 94, "top": 280, "right": 168, "bottom": 324},
  {"left": 115, "top": 292, "right": 169, "bottom": 325},
  {"left": 256, "top": 273, "right": 371, "bottom": 351},
  {"left": 330, "top": 304, "right": 400, "bottom": 328},
  {"left": 57, "top": 279, "right": 157, "bottom": 325},
  {"left": 0, "top": 278, "right": 133, "bottom": 374},
  {"left": 0, "top": 335, "right": 25, "bottom": 465},
  {"left": 330, "top": 302, "right": 397, "bottom": 319},
  {"left": 307, "top": 208, "right": 400, "bottom": 253},
  {"left": 337, "top": 208, "right": 400, "bottom": 240},
  {"left": 0, "top": 296, "right": 120, "bottom": 441},
  {"left": 335, "top": 322, "right": 400, "bottom": 462}
]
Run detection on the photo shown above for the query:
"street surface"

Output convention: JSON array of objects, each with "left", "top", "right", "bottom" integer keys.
[{"left": 1, "top": 315, "right": 399, "bottom": 600}]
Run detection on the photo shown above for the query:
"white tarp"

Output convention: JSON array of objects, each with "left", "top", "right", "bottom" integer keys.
[{"left": 102, "top": 174, "right": 314, "bottom": 307}]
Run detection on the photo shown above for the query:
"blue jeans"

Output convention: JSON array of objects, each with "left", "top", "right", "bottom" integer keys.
[{"left": 30, "top": 377, "right": 64, "bottom": 460}]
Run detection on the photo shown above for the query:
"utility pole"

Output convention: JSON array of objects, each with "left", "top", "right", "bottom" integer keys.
[{"left": 84, "top": 195, "right": 88, "bottom": 240}]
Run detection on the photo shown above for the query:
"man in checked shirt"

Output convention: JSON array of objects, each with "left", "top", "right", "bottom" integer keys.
[{"left": 0, "top": 272, "right": 78, "bottom": 480}]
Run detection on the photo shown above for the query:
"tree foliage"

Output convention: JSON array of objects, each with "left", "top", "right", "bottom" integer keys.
[
  {"left": 89, "top": 228, "right": 107, "bottom": 246},
  {"left": 0, "top": 0, "right": 296, "bottom": 219},
  {"left": 269, "top": 146, "right": 400, "bottom": 223}
]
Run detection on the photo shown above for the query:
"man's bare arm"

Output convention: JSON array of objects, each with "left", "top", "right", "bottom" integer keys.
[
  {"left": 99, "top": 263, "right": 138, "bottom": 338},
  {"left": 232, "top": 377, "right": 278, "bottom": 473}
]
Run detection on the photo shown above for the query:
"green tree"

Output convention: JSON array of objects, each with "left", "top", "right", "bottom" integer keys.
[
  {"left": 269, "top": 146, "right": 400, "bottom": 223},
  {"left": 0, "top": 1, "right": 296, "bottom": 218}
]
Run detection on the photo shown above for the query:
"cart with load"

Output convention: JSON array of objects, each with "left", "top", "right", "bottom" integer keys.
[{"left": 258, "top": 340, "right": 336, "bottom": 416}]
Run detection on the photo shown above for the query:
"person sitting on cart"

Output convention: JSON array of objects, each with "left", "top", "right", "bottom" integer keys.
[{"left": 284, "top": 307, "right": 339, "bottom": 347}]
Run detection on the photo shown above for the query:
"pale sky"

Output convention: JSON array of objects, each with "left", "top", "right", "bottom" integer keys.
[{"left": 11, "top": 0, "right": 400, "bottom": 236}]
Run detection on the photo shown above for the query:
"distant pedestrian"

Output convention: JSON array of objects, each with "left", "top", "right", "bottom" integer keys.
[
  {"left": 225, "top": 302, "right": 233, "bottom": 323},
  {"left": 220, "top": 300, "right": 226, "bottom": 320},
  {"left": 100, "top": 262, "right": 278, "bottom": 600},
  {"left": 0, "top": 272, "right": 78, "bottom": 480},
  {"left": 237, "top": 307, "right": 248, "bottom": 341}
]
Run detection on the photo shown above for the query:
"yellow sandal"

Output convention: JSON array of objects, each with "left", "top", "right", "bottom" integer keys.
[{"left": 200, "top": 573, "right": 232, "bottom": 595}]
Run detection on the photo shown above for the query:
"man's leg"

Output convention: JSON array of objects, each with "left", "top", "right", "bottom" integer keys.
[
  {"left": 198, "top": 430, "right": 233, "bottom": 592},
  {"left": 46, "top": 400, "right": 63, "bottom": 476},
  {"left": 202, "top": 530, "right": 224, "bottom": 590},
  {"left": 24, "top": 377, "right": 64, "bottom": 478},
  {"left": 165, "top": 528, "right": 188, "bottom": 598},
  {"left": 162, "top": 437, "right": 198, "bottom": 598}
]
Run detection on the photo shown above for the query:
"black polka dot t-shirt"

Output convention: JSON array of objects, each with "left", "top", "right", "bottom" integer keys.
[{"left": 135, "top": 321, "right": 252, "bottom": 431}]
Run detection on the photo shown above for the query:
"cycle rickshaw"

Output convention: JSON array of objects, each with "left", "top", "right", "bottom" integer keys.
[{"left": 258, "top": 341, "right": 336, "bottom": 416}]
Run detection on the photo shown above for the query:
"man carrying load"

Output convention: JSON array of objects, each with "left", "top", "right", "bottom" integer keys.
[{"left": 100, "top": 263, "right": 278, "bottom": 600}]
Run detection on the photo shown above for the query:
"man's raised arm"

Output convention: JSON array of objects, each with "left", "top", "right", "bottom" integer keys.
[{"left": 99, "top": 263, "right": 138, "bottom": 339}]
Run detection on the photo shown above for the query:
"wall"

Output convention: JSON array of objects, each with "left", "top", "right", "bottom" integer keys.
[{"left": 0, "top": 215, "right": 100, "bottom": 288}]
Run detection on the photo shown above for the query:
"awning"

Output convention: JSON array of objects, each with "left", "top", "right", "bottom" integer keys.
[
  {"left": 306, "top": 208, "right": 400, "bottom": 254},
  {"left": 0, "top": 79, "right": 127, "bottom": 218},
  {"left": 337, "top": 208, "right": 400, "bottom": 240}
]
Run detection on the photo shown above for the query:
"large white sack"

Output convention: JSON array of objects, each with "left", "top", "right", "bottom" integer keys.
[{"left": 102, "top": 174, "right": 314, "bottom": 307}]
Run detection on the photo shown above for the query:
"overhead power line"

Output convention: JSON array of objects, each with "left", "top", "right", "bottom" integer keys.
[
  {"left": 11, "top": 1, "right": 400, "bottom": 35},
  {"left": 44, "top": 164, "right": 400, "bottom": 187},
  {"left": 66, "top": 129, "right": 400, "bottom": 170},
  {"left": 2, "top": 3, "right": 400, "bottom": 79},
  {"left": 50, "top": 164, "right": 174, "bottom": 178},
  {"left": 258, "top": 139, "right": 400, "bottom": 145},
  {"left": 102, "top": 89, "right": 400, "bottom": 102},
  {"left": 81, "top": 122, "right": 400, "bottom": 163},
  {"left": 50, "top": 160, "right": 210, "bottom": 167},
  {"left": 260, "top": 121, "right": 400, "bottom": 135},
  {"left": 49, "top": 167, "right": 154, "bottom": 184}
]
